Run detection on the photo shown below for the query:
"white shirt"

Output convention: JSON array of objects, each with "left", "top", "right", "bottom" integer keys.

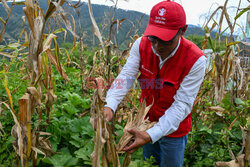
[{"left": 105, "top": 37, "right": 207, "bottom": 143}]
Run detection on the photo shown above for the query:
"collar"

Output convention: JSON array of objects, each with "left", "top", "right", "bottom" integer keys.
[{"left": 152, "top": 37, "right": 181, "bottom": 68}]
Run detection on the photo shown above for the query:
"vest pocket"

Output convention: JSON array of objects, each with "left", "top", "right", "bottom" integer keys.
[{"left": 158, "top": 80, "right": 177, "bottom": 109}]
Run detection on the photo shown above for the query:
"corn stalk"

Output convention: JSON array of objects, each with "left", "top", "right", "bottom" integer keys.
[
  {"left": 90, "top": 77, "right": 120, "bottom": 167},
  {"left": 0, "top": 0, "right": 82, "bottom": 166},
  {"left": 202, "top": 0, "right": 249, "bottom": 104}
]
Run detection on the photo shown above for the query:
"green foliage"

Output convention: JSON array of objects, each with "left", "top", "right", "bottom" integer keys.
[
  {"left": 0, "top": 134, "right": 15, "bottom": 166},
  {"left": 186, "top": 35, "right": 204, "bottom": 49},
  {"left": 186, "top": 34, "right": 227, "bottom": 51},
  {"left": 43, "top": 148, "right": 78, "bottom": 167},
  {"left": 184, "top": 93, "right": 248, "bottom": 167},
  {"left": 0, "top": 46, "right": 247, "bottom": 166}
]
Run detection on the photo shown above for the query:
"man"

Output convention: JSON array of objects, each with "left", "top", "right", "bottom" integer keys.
[{"left": 103, "top": 0, "right": 207, "bottom": 166}]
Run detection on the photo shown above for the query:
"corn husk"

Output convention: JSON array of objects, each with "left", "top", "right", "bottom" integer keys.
[{"left": 116, "top": 100, "right": 156, "bottom": 153}]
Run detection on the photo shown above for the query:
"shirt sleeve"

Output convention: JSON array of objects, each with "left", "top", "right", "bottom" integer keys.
[
  {"left": 146, "top": 55, "right": 207, "bottom": 143},
  {"left": 105, "top": 37, "right": 142, "bottom": 112}
]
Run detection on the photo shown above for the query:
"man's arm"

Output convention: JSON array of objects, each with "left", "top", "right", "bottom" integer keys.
[
  {"left": 146, "top": 56, "right": 207, "bottom": 143},
  {"left": 104, "top": 37, "right": 142, "bottom": 121}
]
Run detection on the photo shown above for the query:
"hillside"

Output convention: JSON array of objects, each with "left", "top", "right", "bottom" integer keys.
[{"left": 0, "top": 1, "right": 207, "bottom": 49}]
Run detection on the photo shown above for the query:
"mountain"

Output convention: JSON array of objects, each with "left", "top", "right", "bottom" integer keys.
[{"left": 0, "top": 1, "right": 207, "bottom": 49}]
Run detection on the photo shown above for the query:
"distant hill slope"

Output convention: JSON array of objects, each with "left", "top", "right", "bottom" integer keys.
[{"left": 0, "top": 1, "right": 207, "bottom": 49}]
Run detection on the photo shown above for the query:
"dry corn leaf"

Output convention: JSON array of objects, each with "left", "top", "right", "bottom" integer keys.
[
  {"left": 44, "top": 1, "right": 57, "bottom": 21},
  {"left": 32, "top": 146, "right": 46, "bottom": 159},
  {"left": 87, "top": 0, "right": 105, "bottom": 54},
  {"left": 122, "top": 153, "right": 131, "bottom": 167},
  {"left": 3, "top": 102, "right": 24, "bottom": 167},
  {"left": 217, "top": 0, "right": 229, "bottom": 36},
  {"left": 1, "top": 0, "right": 10, "bottom": 13},
  {"left": 0, "top": 121, "right": 5, "bottom": 135},
  {"left": 23, "top": 0, "right": 35, "bottom": 38},
  {"left": 116, "top": 100, "right": 156, "bottom": 153},
  {"left": 209, "top": 106, "right": 225, "bottom": 117},
  {"left": 52, "top": 2, "right": 79, "bottom": 39},
  {"left": 105, "top": 125, "right": 120, "bottom": 167},
  {"left": 215, "top": 53, "right": 223, "bottom": 74},
  {"left": 224, "top": 10, "right": 233, "bottom": 33},
  {"left": 26, "top": 87, "right": 42, "bottom": 112},
  {"left": 0, "top": 51, "right": 15, "bottom": 58},
  {"left": 42, "top": 33, "right": 57, "bottom": 52},
  {"left": 46, "top": 49, "right": 69, "bottom": 81},
  {"left": 234, "top": 56, "right": 244, "bottom": 90},
  {"left": 27, "top": 15, "right": 44, "bottom": 76},
  {"left": 245, "top": 129, "right": 250, "bottom": 165},
  {"left": 90, "top": 89, "right": 107, "bottom": 167},
  {"left": 68, "top": 0, "right": 83, "bottom": 8},
  {"left": 215, "top": 154, "right": 245, "bottom": 167}
]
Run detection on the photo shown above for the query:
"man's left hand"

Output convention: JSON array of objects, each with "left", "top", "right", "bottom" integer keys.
[{"left": 122, "top": 129, "right": 152, "bottom": 154}]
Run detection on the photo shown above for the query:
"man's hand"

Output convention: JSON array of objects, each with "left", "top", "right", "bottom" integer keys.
[
  {"left": 94, "top": 107, "right": 114, "bottom": 130},
  {"left": 122, "top": 129, "right": 152, "bottom": 154},
  {"left": 104, "top": 107, "right": 114, "bottom": 122}
]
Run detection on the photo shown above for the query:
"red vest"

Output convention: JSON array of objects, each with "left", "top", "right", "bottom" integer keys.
[{"left": 138, "top": 36, "right": 204, "bottom": 138}]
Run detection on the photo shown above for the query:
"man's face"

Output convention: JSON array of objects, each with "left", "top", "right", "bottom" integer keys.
[{"left": 147, "top": 32, "right": 181, "bottom": 57}]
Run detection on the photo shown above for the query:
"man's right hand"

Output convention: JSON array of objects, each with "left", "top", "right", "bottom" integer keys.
[{"left": 104, "top": 107, "right": 114, "bottom": 122}]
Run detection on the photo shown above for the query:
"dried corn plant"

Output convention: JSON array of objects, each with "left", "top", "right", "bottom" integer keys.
[
  {"left": 89, "top": 77, "right": 120, "bottom": 167},
  {"left": 116, "top": 100, "right": 156, "bottom": 154},
  {"left": 201, "top": 0, "right": 249, "bottom": 104},
  {"left": 1, "top": 0, "right": 82, "bottom": 166},
  {"left": 86, "top": 5, "right": 146, "bottom": 164},
  {"left": 86, "top": 15, "right": 144, "bottom": 165},
  {"left": 191, "top": 1, "right": 250, "bottom": 166},
  {"left": 89, "top": 76, "right": 156, "bottom": 167}
]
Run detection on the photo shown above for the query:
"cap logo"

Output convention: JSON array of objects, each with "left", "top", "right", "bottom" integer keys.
[{"left": 158, "top": 8, "right": 166, "bottom": 16}]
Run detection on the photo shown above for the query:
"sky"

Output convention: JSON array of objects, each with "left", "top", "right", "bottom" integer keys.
[{"left": 81, "top": 0, "right": 249, "bottom": 34}]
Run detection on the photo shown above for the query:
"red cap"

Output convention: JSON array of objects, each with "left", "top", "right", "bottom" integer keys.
[{"left": 144, "top": 0, "right": 186, "bottom": 41}]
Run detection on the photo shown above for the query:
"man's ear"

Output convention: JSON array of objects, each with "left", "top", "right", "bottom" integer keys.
[{"left": 181, "top": 25, "right": 188, "bottom": 35}]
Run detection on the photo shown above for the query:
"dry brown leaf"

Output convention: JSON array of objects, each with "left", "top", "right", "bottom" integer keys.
[
  {"left": 209, "top": 106, "right": 225, "bottom": 117},
  {"left": 23, "top": 0, "right": 35, "bottom": 38},
  {"left": 234, "top": 56, "right": 244, "bottom": 90},
  {"left": 215, "top": 54, "right": 223, "bottom": 74},
  {"left": 224, "top": 10, "right": 233, "bottom": 33},
  {"left": 87, "top": 0, "right": 105, "bottom": 54},
  {"left": 90, "top": 90, "right": 106, "bottom": 167},
  {"left": 46, "top": 49, "right": 69, "bottom": 81},
  {"left": 116, "top": 101, "right": 156, "bottom": 153},
  {"left": 44, "top": 1, "right": 57, "bottom": 21},
  {"left": 215, "top": 154, "right": 245, "bottom": 167},
  {"left": 26, "top": 87, "right": 42, "bottom": 112},
  {"left": 42, "top": 33, "right": 57, "bottom": 52},
  {"left": 245, "top": 129, "right": 250, "bottom": 165},
  {"left": 0, "top": 121, "right": 5, "bottom": 135},
  {"left": 3, "top": 102, "right": 24, "bottom": 167},
  {"left": 1, "top": 0, "right": 10, "bottom": 13},
  {"left": 27, "top": 15, "right": 44, "bottom": 77},
  {"left": 51, "top": 2, "right": 79, "bottom": 39}
]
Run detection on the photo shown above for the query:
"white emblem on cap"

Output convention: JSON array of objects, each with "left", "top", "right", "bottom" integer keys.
[{"left": 158, "top": 8, "right": 166, "bottom": 16}]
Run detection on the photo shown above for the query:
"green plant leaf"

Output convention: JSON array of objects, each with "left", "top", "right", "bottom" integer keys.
[
  {"left": 234, "top": 6, "right": 250, "bottom": 20},
  {"left": 234, "top": 98, "right": 245, "bottom": 105}
]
